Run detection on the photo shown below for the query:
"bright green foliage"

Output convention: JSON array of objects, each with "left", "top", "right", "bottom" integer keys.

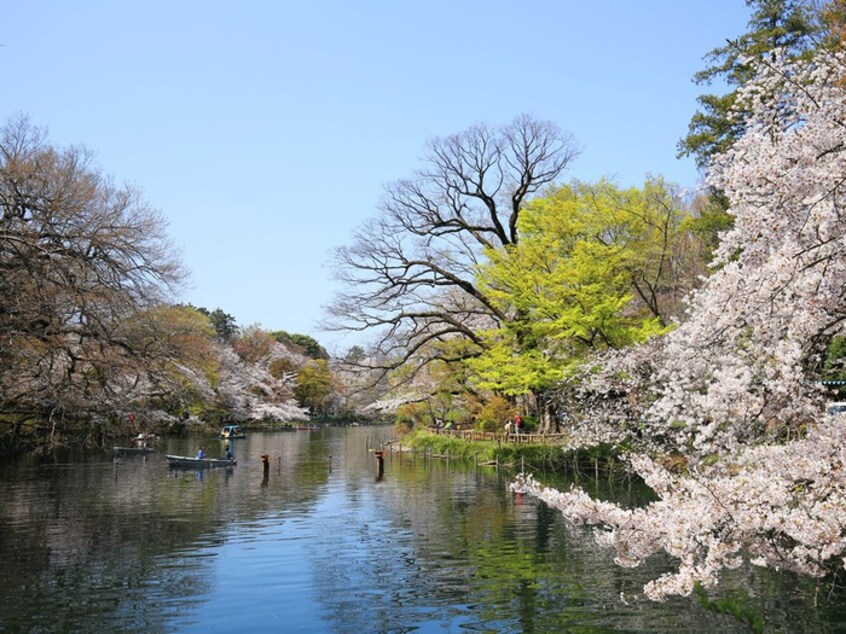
[
  {"left": 468, "top": 329, "right": 565, "bottom": 396},
  {"left": 395, "top": 401, "right": 428, "bottom": 433},
  {"left": 295, "top": 359, "right": 333, "bottom": 415},
  {"left": 469, "top": 179, "right": 678, "bottom": 396}
]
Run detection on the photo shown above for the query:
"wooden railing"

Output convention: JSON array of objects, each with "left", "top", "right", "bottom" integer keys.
[{"left": 427, "top": 427, "right": 570, "bottom": 445}]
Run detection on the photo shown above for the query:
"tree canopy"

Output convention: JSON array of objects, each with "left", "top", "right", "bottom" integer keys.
[
  {"left": 0, "top": 116, "right": 186, "bottom": 434},
  {"left": 468, "top": 178, "right": 698, "bottom": 403},
  {"left": 679, "top": 0, "right": 820, "bottom": 169}
]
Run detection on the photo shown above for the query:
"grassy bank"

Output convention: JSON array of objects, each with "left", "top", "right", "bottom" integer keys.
[{"left": 399, "top": 428, "right": 626, "bottom": 477}]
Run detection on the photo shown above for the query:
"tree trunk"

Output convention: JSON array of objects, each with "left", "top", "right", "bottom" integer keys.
[{"left": 536, "top": 389, "right": 559, "bottom": 434}]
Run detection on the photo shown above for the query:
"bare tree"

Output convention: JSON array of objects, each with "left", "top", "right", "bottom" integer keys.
[
  {"left": 324, "top": 115, "right": 579, "bottom": 392},
  {"left": 0, "top": 115, "right": 186, "bottom": 446}
]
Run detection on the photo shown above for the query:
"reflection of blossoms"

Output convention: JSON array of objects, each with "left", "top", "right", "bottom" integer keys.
[{"left": 519, "top": 49, "right": 846, "bottom": 600}]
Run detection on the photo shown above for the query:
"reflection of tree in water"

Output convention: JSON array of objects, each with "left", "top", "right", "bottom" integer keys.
[
  {"left": 0, "top": 434, "right": 337, "bottom": 632},
  {"left": 303, "top": 458, "right": 839, "bottom": 633},
  {"left": 1, "top": 433, "right": 844, "bottom": 632}
]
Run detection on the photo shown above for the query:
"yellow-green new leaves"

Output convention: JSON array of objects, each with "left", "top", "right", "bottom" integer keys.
[
  {"left": 468, "top": 179, "right": 677, "bottom": 395},
  {"left": 469, "top": 327, "right": 563, "bottom": 396}
]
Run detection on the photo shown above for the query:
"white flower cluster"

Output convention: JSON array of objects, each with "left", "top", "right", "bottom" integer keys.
[
  {"left": 514, "top": 413, "right": 846, "bottom": 601},
  {"left": 649, "top": 50, "right": 846, "bottom": 450},
  {"left": 517, "top": 49, "right": 846, "bottom": 601},
  {"left": 216, "top": 343, "right": 309, "bottom": 422}
]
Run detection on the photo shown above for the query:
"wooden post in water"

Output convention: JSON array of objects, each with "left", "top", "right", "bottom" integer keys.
[
  {"left": 374, "top": 450, "right": 385, "bottom": 480},
  {"left": 329, "top": 455, "right": 332, "bottom": 472},
  {"left": 261, "top": 453, "right": 270, "bottom": 485}
]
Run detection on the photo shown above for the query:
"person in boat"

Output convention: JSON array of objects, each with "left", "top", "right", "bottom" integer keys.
[
  {"left": 224, "top": 444, "right": 234, "bottom": 461},
  {"left": 133, "top": 432, "right": 155, "bottom": 448},
  {"left": 196, "top": 446, "right": 205, "bottom": 459}
]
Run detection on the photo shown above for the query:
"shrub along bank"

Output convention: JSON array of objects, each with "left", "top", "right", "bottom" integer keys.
[{"left": 400, "top": 429, "right": 627, "bottom": 477}]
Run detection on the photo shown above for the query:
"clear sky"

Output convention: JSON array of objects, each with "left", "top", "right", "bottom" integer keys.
[{"left": 2, "top": 1, "right": 752, "bottom": 354}]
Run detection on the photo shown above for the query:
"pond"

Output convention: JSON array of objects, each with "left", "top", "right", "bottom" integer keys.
[{"left": 1, "top": 426, "right": 844, "bottom": 633}]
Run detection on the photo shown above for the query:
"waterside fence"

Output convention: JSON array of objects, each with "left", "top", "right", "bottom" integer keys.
[{"left": 426, "top": 427, "right": 570, "bottom": 445}]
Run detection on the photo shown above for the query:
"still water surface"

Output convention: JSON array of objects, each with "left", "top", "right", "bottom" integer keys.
[{"left": 1, "top": 426, "right": 845, "bottom": 633}]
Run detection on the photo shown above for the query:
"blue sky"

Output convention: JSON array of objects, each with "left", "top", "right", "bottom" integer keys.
[{"left": 2, "top": 1, "right": 751, "bottom": 354}]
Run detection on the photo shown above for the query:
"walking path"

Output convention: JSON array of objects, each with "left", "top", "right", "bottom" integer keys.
[{"left": 427, "top": 427, "right": 570, "bottom": 445}]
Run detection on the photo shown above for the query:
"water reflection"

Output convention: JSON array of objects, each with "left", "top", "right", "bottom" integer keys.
[{"left": 0, "top": 428, "right": 844, "bottom": 633}]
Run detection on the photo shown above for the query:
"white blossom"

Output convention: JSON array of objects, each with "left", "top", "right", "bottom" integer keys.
[{"left": 517, "top": 49, "right": 846, "bottom": 601}]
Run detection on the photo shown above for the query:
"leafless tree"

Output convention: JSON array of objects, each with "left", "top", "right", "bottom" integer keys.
[
  {"left": 325, "top": 114, "right": 580, "bottom": 389},
  {"left": 0, "top": 115, "right": 186, "bottom": 446}
]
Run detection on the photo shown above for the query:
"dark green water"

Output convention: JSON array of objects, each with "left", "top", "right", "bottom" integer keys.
[{"left": 1, "top": 426, "right": 844, "bottom": 633}]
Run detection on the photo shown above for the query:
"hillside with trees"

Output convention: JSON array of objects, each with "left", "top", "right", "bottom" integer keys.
[{"left": 0, "top": 117, "right": 373, "bottom": 453}]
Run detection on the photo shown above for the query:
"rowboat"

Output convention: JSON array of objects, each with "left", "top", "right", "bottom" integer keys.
[
  {"left": 114, "top": 432, "right": 157, "bottom": 455},
  {"left": 113, "top": 446, "right": 155, "bottom": 455},
  {"left": 166, "top": 454, "right": 237, "bottom": 468}
]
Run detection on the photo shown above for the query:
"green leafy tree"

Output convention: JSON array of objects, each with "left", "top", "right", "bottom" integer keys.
[
  {"left": 192, "top": 306, "right": 239, "bottom": 342},
  {"left": 271, "top": 330, "right": 328, "bottom": 359},
  {"left": 295, "top": 359, "right": 333, "bottom": 416},
  {"left": 344, "top": 345, "right": 366, "bottom": 364},
  {"left": 208, "top": 308, "right": 239, "bottom": 342},
  {"left": 469, "top": 179, "right": 699, "bottom": 430},
  {"left": 679, "top": 0, "right": 819, "bottom": 169},
  {"left": 326, "top": 115, "right": 580, "bottom": 421}
]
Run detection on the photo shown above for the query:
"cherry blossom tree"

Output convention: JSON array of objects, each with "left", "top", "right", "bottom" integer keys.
[
  {"left": 516, "top": 47, "right": 846, "bottom": 601},
  {"left": 216, "top": 335, "right": 309, "bottom": 423}
]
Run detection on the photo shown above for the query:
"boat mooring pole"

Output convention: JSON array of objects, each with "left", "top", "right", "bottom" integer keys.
[
  {"left": 261, "top": 453, "right": 270, "bottom": 483},
  {"left": 375, "top": 450, "right": 384, "bottom": 480}
]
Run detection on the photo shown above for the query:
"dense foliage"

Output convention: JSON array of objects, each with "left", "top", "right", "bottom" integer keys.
[
  {"left": 515, "top": 38, "right": 846, "bottom": 602},
  {"left": 330, "top": 0, "right": 846, "bottom": 606},
  {"left": 0, "top": 118, "right": 325, "bottom": 450}
]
